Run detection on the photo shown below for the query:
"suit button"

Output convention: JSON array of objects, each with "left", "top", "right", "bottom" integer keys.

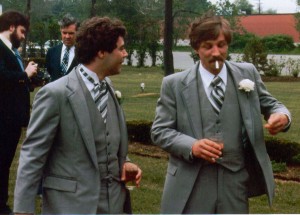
[
  {"left": 106, "top": 131, "right": 109, "bottom": 136},
  {"left": 216, "top": 119, "right": 220, "bottom": 124}
]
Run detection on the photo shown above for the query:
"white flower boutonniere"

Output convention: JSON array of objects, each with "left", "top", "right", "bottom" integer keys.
[
  {"left": 115, "top": 90, "right": 123, "bottom": 104},
  {"left": 238, "top": 79, "right": 255, "bottom": 93}
]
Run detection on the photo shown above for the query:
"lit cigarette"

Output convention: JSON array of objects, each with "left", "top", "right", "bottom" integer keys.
[{"left": 215, "top": 61, "right": 219, "bottom": 69}]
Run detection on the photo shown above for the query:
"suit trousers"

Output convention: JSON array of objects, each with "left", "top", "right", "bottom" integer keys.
[
  {"left": 0, "top": 120, "right": 22, "bottom": 210},
  {"left": 183, "top": 164, "right": 249, "bottom": 214}
]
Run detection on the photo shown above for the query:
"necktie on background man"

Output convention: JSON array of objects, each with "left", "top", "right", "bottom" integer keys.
[
  {"left": 61, "top": 47, "right": 70, "bottom": 75},
  {"left": 210, "top": 76, "right": 225, "bottom": 115},
  {"left": 80, "top": 67, "right": 108, "bottom": 123},
  {"left": 13, "top": 48, "right": 24, "bottom": 71}
]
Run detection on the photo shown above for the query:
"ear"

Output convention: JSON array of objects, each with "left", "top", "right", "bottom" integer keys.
[
  {"left": 97, "top": 50, "right": 105, "bottom": 59},
  {"left": 9, "top": 25, "right": 16, "bottom": 32}
]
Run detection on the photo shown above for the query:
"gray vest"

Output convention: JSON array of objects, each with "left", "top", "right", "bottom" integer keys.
[{"left": 199, "top": 72, "right": 245, "bottom": 172}]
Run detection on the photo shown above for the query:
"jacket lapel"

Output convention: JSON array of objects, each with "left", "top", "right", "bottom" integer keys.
[
  {"left": 66, "top": 68, "right": 98, "bottom": 168},
  {"left": 181, "top": 62, "right": 203, "bottom": 139},
  {"left": 225, "top": 61, "right": 254, "bottom": 144}
]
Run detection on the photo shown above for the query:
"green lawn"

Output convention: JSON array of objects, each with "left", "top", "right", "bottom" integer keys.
[{"left": 8, "top": 65, "right": 300, "bottom": 213}]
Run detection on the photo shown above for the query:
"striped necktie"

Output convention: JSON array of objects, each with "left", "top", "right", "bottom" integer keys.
[
  {"left": 210, "top": 76, "right": 225, "bottom": 115},
  {"left": 13, "top": 48, "right": 24, "bottom": 71},
  {"left": 80, "top": 67, "right": 108, "bottom": 123},
  {"left": 61, "top": 47, "right": 70, "bottom": 75}
]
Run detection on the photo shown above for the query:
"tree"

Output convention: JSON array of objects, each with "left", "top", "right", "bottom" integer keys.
[
  {"left": 163, "top": 0, "right": 174, "bottom": 76},
  {"left": 234, "top": 0, "right": 253, "bottom": 14}
]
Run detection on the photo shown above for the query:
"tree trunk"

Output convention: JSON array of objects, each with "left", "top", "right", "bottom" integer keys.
[
  {"left": 91, "top": 0, "right": 96, "bottom": 17},
  {"left": 22, "top": 0, "right": 31, "bottom": 58},
  {"left": 163, "top": 0, "right": 174, "bottom": 76}
]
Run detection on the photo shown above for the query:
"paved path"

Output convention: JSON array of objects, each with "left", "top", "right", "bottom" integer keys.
[{"left": 126, "top": 51, "right": 300, "bottom": 75}]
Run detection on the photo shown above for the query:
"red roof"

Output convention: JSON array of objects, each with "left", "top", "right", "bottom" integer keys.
[{"left": 238, "top": 14, "right": 300, "bottom": 43}]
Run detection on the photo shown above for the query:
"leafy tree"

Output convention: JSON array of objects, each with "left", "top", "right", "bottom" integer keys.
[{"left": 234, "top": 0, "right": 253, "bottom": 15}]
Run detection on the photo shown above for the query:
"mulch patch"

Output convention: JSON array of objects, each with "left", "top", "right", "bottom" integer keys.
[
  {"left": 262, "top": 76, "right": 300, "bottom": 82},
  {"left": 129, "top": 142, "right": 300, "bottom": 182}
]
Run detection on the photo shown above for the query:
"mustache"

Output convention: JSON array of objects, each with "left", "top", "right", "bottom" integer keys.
[{"left": 209, "top": 57, "right": 223, "bottom": 63}]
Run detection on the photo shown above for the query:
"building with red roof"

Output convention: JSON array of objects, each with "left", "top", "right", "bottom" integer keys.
[{"left": 238, "top": 14, "right": 300, "bottom": 43}]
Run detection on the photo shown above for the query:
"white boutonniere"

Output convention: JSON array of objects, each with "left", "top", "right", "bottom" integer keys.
[
  {"left": 238, "top": 79, "right": 255, "bottom": 93},
  {"left": 115, "top": 90, "right": 123, "bottom": 104}
]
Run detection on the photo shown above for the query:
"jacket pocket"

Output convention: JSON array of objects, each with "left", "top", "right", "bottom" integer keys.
[
  {"left": 167, "top": 164, "right": 177, "bottom": 176},
  {"left": 43, "top": 175, "right": 77, "bottom": 192}
]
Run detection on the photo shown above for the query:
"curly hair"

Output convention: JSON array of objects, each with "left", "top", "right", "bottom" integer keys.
[
  {"left": 0, "top": 10, "right": 29, "bottom": 32},
  {"left": 76, "top": 16, "right": 126, "bottom": 64},
  {"left": 189, "top": 12, "right": 232, "bottom": 50}
]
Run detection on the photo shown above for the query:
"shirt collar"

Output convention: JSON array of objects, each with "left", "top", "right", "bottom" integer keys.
[
  {"left": 78, "top": 64, "right": 100, "bottom": 92},
  {"left": 199, "top": 61, "right": 227, "bottom": 89},
  {"left": 0, "top": 33, "right": 14, "bottom": 53},
  {"left": 62, "top": 44, "right": 74, "bottom": 52}
]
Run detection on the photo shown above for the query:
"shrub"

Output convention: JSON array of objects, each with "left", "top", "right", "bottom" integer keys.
[
  {"left": 127, "top": 120, "right": 152, "bottom": 144},
  {"left": 272, "top": 161, "right": 287, "bottom": 173},
  {"left": 265, "top": 136, "right": 300, "bottom": 165},
  {"left": 262, "top": 35, "right": 295, "bottom": 52}
]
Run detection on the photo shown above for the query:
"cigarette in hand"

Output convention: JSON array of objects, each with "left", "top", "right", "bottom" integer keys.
[{"left": 215, "top": 61, "right": 219, "bottom": 69}]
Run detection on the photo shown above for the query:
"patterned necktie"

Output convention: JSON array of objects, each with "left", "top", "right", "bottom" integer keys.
[
  {"left": 61, "top": 47, "right": 70, "bottom": 75},
  {"left": 13, "top": 48, "right": 24, "bottom": 71},
  {"left": 80, "top": 67, "right": 108, "bottom": 123},
  {"left": 210, "top": 76, "right": 225, "bottom": 114}
]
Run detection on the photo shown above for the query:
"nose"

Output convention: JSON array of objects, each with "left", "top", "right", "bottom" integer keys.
[
  {"left": 211, "top": 45, "right": 220, "bottom": 56},
  {"left": 123, "top": 49, "right": 128, "bottom": 57}
]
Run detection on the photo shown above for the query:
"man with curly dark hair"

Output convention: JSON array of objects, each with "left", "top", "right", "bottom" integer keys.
[{"left": 14, "top": 16, "right": 142, "bottom": 215}]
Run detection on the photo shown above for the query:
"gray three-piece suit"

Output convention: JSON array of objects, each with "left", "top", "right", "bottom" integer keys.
[
  {"left": 151, "top": 61, "right": 291, "bottom": 213},
  {"left": 14, "top": 67, "right": 129, "bottom": 214}
]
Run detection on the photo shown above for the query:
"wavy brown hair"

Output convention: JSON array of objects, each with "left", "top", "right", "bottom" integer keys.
[
  {"left": 76, "top": 16, "right": 126, "bottom": 64},
  {"left": 189, "top": 13, "right": 232, "bottom": 50}
]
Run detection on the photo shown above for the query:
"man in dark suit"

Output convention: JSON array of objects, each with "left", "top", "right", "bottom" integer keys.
[
  {"left": 151, "top": 13, "right": 291, "bottom": 214},
  {"left": 0, "top": 10, "right": 37, "bottom": 214},
  {"left": 45, "top": 14, "right": 79, "bottom": 81}
]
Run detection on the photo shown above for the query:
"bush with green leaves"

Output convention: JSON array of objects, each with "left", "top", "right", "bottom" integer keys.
[
  {"left": 243, "top": 37, "right": 269, "bottom": 73},
  {"left": 262, "top": 35, "right": 295, "bottom": 52}
]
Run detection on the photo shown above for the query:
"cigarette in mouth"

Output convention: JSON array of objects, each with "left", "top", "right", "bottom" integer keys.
[{"left": 215, "top": 61, "right": 219, "bottom": 69}]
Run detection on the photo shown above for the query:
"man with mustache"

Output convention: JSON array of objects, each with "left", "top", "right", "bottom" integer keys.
[
  {"left": 14, "top": 16, "right": 142, "bottom": 214},
  {"left": 0, "top": 10, "right": 37, "bottom": 214},
  {"left": 151, "top": 13, "right": 291, "bottom": 214},
  {"left": 45, "top": 14, "right": 79, "bottom": 81}
]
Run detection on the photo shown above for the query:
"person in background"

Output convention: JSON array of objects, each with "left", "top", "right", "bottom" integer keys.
[
  {"left": 151, "top": 12, "right": 291, "bottom": 214},
  {"left": 45, "top": 13, "right": 79, "bottom": 81},
  {"left": 14, "top": 16, "right": 141, "bottom": 215},
  {"left": 0, "top": 10, "right": 37, "bottom": 215}
]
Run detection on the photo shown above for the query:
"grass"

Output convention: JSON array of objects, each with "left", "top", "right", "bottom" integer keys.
[{"left": 8, "top": 65, "right": 300, "bottom": 213}]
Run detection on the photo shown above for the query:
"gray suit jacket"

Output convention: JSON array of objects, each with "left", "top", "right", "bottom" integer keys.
[
  {"left": 151, "top": 61, "right": 291, "bottom": 214},
  {"left": 14, "top": 67, "right": 128, "bottom": 214}
]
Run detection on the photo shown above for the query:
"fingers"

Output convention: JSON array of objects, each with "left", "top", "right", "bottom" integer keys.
[
  {"left": 191, "top": 139, "right": 223, "bottom": 163},
  {"left": 122, "top": 162, "right": 142, "bottom": 187},
  {"left": 265, "top": 113, "right": 289, "bottom": 135}
]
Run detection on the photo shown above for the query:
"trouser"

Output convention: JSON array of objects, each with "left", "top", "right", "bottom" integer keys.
[
  {"left": 0, "top": 121, "right": 22, "bottom": 210},
  {"left": 183, "top": 164, "right": 249, "bottom": 214}
]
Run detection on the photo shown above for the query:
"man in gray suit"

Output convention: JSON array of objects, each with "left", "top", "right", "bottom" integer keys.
[
  {"left": 151, "top": 13, "right": 291, "bottom": 214},
  {"left": 14, "top": 16, "right": 142, "bottom": 214}
]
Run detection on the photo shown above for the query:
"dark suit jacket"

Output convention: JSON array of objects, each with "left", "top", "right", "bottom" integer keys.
[
  {"left": 45, "top": 43, "right": 78, "bottom": 81},
  {"left": 0, "top": 39, "right": 30, "bottom": 126}
]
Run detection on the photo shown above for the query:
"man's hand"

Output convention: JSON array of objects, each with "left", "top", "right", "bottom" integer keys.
[
  {"left": 191, "top": 139, "right": 223, "bottom": 163},
  {"left": 25, "top": 61, "right": 38, "bottom": 78},
  {"left": 121, "top": 162, "right": 142, "bottom": 187},
  {"left": 264, "top": 113, "right": 289, "bottom": 135}
]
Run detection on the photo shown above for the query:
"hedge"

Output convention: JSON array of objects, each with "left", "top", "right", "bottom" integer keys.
[{"left": 127, "top": 120, "right": 300, "bottom": 164}]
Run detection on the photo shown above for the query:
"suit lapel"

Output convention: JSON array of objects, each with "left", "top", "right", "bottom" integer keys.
[
  {"left": 225, "top": 62, "right": 254, "bottom": 144},
  {"left": 66, "top": 68, "right": 98, "bottom": 168},
  {"left": 181, "top": 62, "right": 203, "bottom": 139}
]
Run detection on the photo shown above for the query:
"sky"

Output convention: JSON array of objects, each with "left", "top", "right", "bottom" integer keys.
[{"left": 208, "top": 0, "right": 298, "bottom": 14}]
